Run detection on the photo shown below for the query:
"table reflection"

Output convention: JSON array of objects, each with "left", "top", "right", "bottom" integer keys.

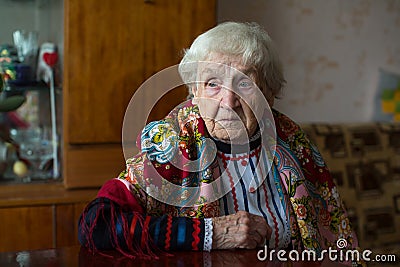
[
  {"left": 0, "top": 246, "right": 344, "bottom": 267},
  {"left": 78, "top": 247, "right": 326, "bottom": 267}
]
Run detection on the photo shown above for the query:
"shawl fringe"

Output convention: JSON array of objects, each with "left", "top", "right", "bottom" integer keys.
[{"left": 79, "top": 198, "right": 170, "bottom": 260}]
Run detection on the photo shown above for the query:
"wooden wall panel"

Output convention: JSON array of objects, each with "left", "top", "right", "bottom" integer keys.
[
  {"left": 0, "top": 206, "right": 53, "bottom": 252},
  {"left": 63, "top": 144, "right": 125, "bottom": 189},
  {"left": 63, "top": 0, "right": 216, "bottom": 188},
  {"left": 56, "top": 202, "right": 88, "bottom": 247}
]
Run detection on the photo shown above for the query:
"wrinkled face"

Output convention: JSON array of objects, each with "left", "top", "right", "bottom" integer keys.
[{"left": 192, "top": 53, "right": 267, "bottom": 144}]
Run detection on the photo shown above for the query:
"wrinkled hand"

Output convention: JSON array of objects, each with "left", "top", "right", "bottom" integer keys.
[{"left": 212, "top": 211, "right": 272, "bottom": 250}]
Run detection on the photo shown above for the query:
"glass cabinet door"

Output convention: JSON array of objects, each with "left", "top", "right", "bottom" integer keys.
[{"left": 0, "top": 0, "right": 63, "bottom": 184}]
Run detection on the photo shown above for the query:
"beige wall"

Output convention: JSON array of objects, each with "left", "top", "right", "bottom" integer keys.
[{"left": 218, "top": 0, "right": 400, "bottom": 123}]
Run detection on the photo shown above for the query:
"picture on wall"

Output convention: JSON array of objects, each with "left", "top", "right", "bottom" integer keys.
[{"left": 373, "top": 69, "right": 400, "bottom": 122}]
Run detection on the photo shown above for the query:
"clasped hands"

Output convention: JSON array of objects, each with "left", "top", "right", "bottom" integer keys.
[{"left": 212, "top": 211, "right": 272, "bottom": 250}]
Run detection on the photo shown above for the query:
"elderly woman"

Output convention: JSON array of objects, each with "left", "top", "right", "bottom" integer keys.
[{"left": 79, "top": 22, "right": 360, "bottom": 261}]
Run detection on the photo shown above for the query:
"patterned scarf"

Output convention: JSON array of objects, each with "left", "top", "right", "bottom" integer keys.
[{"left": 119, "top": 99, "right": 359, "bottom": 253}]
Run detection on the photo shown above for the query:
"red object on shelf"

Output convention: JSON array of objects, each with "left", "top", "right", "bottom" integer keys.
[{"left": 43, "top": 52, "right": 58, "bottom": 68}]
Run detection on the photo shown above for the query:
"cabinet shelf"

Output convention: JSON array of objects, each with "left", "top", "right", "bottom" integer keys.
[{"left": 4, "top": 81, "right": 50, "bottom": 95}]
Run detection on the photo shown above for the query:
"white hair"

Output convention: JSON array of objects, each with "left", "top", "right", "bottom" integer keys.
[{"left": 178, "top": 21, "right": 285, "bottom": 100}]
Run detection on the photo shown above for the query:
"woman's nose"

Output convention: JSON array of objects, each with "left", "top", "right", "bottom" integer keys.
[{"left": 220, "top": 87, "right": 240, "bottom": 108}]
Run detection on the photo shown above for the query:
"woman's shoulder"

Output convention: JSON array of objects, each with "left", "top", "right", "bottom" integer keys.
[
  {"left": 139, "top": 99, "right": 207, "bottom": 162},
  {"left": 272, "top": 108, "right": 303, "bottom": 140}
]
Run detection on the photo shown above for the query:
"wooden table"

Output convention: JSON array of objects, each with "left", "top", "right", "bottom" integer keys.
[{"left": 0, "top": 245, "right": 350, "bottom": 267}]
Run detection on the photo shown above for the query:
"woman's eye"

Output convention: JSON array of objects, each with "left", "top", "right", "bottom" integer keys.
[
  {"left": 205, "top": 80, "right": 221, "bottom": 89},
  {"left": 238, "top": 80, "right": 253, "bottom": 90},
  {"left": 239, "top": 81, "right": 250, "bottom": 87},
  {"left": 203, "top": 80, "right": 222, "bottom": 96}
]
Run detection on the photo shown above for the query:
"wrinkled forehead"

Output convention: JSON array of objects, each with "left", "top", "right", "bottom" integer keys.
[{"left": 197, "top": 61, "right": 255, "bottom": 80}]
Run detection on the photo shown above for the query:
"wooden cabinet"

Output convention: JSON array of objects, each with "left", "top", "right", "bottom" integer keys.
[
  {"left": 55, "top": 202, "right": 88, "bottom": 247},
  {"left": 63, "top": 0, "right": 216, "bottom": 188},
  {"left": 0, "top": 203, "right": 87, "bottom": 252},
  {"left": 0, "top": 206, "right": 53, "bottom": 252},
  {"left": 0, "top": 0, "right": 216, "bottom": 252},
  {"left": 0, "top": 184, "right": 97, "bottom": 252}
]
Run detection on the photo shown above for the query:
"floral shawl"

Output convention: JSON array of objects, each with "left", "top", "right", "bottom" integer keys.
[{"left": 119, "top": 99, "right": 359, "bottom": 253}]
